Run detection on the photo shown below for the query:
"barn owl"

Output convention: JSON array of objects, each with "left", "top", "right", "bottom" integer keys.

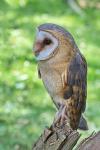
[{"left": 33, "top": 23, "right": 88, "bottom": 130}]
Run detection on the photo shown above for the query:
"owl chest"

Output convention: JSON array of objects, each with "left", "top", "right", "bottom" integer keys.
[{"left": 40, "top": 68, "right": 63, "bottom": 96}]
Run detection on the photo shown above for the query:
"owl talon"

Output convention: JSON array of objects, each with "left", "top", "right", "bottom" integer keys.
[{"left": 53, "top": 105, "right": 68, "bottom": 127}]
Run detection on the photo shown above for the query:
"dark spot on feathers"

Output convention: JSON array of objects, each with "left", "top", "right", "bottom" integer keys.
[{"left": 63, "top": 87, "right": 73, "bottom": 99}]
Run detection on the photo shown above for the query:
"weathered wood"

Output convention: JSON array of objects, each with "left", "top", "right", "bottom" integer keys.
[
  {"left": 33, "top": 121, "right": 100, "bottom": 150},
  {"left": 32, "top": 122, "right": 80, "bottom": 150},
  {"left": 76, "top": 131, "right": 100, "bottom": 150}
]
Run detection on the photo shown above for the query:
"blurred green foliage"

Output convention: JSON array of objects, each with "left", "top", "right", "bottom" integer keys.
[{"left": 0, "top": 0, "right": 100, "bottom": 149}]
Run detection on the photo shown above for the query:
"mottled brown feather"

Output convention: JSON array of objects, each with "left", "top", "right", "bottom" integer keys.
[{"left": 64, "top": 52, "right": 87, "bottom": 129}]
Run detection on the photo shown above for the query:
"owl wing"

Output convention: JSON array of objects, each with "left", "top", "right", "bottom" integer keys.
[{"left": 63, "top": 52, "right": 87, "bottom": 129}]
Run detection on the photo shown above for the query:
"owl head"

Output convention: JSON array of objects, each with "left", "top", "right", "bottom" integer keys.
[{"left": 33, "top": 23, "right": 77, "bottom": 61}]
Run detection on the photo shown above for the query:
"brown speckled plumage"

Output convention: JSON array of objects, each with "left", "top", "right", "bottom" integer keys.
[{"left": 34, "top": 23, "right": 88, "bottom": 130}]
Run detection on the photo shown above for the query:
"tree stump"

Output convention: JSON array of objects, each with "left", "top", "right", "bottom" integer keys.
[{"left": 32, "top": 119, "right": 100, "bottom": 150}]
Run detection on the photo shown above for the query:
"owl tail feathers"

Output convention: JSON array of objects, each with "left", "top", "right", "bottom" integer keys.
[{"left": 78, "top": 115, "right": 88, "bottom": 130}]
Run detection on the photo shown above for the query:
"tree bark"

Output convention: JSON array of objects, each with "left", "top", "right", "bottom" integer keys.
[
  {"left": 76, "top": 131, "right": 100, "bottom": 150},
  {"left": 32, "top": 120, "right": 100, "bottom": 150},
  {"left": 32, "top": 121, "right": 80, "bottom": 150}
]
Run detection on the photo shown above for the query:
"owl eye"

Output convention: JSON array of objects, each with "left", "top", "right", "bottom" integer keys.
[{"left": 43, "top": 38, "right": 52, "bottom": 45}]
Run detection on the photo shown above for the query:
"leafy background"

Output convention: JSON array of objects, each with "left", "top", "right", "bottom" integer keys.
[{"left": 0, "top": 0, "right": 100, "bottom": 149}]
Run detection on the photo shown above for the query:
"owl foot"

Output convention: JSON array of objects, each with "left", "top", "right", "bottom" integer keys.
[{"left": 53, "top": 105, "right": 68, "bottom": 127}]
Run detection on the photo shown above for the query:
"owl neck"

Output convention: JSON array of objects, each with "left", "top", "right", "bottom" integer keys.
[{"left": 38, "top": 46, "right": 76, "bottom": 70}]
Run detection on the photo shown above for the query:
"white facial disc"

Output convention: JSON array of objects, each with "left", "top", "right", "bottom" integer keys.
[{"left": 36, "top": 30, "right": 58, "bottom": 60}]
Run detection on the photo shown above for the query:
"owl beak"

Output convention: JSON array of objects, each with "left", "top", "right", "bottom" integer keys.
[{"left": 33, "top": 42, "right": 43, "bottom": 56}]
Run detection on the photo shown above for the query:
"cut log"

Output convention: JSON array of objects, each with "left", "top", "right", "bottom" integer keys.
[
  {"left": 33, "top": 122, "right": 100, "bottom": 150},
  {"left": 32, "top": 122, "right": 80, "bottom": 150}
]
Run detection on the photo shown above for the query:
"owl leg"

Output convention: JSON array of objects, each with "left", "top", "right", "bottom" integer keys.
[{"left": 53, "top": 105, "right": 69, "bottom": 127}]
